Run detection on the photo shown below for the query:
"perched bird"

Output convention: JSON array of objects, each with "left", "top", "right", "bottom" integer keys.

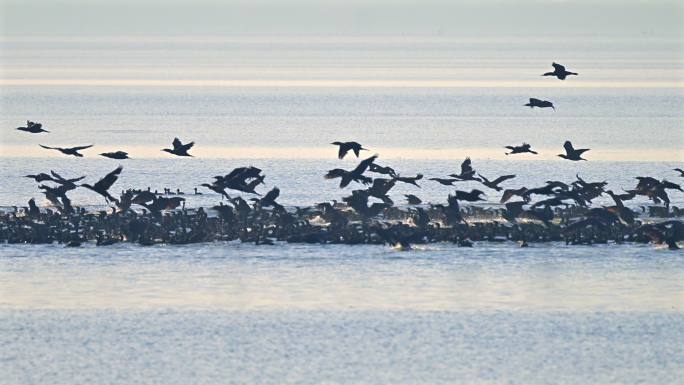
[
  {"left": 524, "top": 98, "right": 555, "bottom": 110},
  {"left": 454, "top": 189, "right": 486, "bottom": 202},
  {"left": 542, "top": 62, "right": 578, "bottom": 80},
  {"left": 405, "top": 194, "right": 422, "bottom": 205},
  {"left": 39, "top": 144, "right": 92, "bottom": 157},
  {"left": 331, "top": 141, "right": 367, "bottom": 159},
  {"left": 100, "top": 151, "right": 130, "bottom": 159},
  {"left": 558, "top": 141, "right": 589, "bottom": 161},
  {"left": 505, "top": 143, "right": 538, "bottom": 155},
  {"left": 162, "top": 138, "right": 194, "bottom": 157},
  {"left": 258, "top": 187, "right": 284, "bottom": 210},
  {"left": 16, "top": 120, "right": 49, "bottom": 133},
  {"left": 477, "top": 174, "right": 516, "bottom": 192},
  {"left": 80, "top": 166, "right": 123, "bottom": 204}
]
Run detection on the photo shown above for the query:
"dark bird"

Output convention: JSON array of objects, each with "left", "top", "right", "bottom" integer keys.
[
  {"left": 16, "top": 120, "right": 49, "bottom": 133},
  {"left": 505, "top": 143, "right": 538, "bottom": 155},
  {"left": 367, "top": 178, "right": 397, "bottom": 204},
  {"left": 39, "top": 144, "right": 92, "bottom": 157},
  {"left": 674, "top": 168, "right": 684, "bottom": 177},
  {"left": 454, "top": 189, "right": 486, "bottom": 202},
  {"left": 449, "top": 157, "right": 480, "bottom": 181},
  {"left": 27, "top": 198, "right": 40, "bottom": 218},
  {"left": 558, "top": 141, "right": 589, "bottom": 161},
  {"left": 100, "top": 151, "right": 130, "bottom": 159},
  {"left": 80, "top": 166, "right": 123, "bottom": 204},
  {"left": 162, "top": 138, "right": 195, "bottom": 157},
  {"left": 368, "top": 162, "right": 396, "bottom": 177},
  {"left": 325, "top": 154, "right": 377, "bottom": 188},
  {"left": 394, "top": 174, "right": 423, "bottom": 187},
  {"left": 524, "top": 98, "right": 555, "bottom": 110},
  {"left": 429, "top": 177, "right": 459, "bottom": 186},
  {"left": 49, "top": 170, "right": 85, "bottom": 190},
  {"left": 331, "top": 141, "right": 367, "bottom": 159},
  {"left": 542, "top": 62, "right": 578, "bottom": 80},
  {"left": 500, "top": 187, "right": 529, "bottom": 204},
  {"left": 477, "top": 174, "right": 515, "bottom": 191},
  {"left": 24, "top": 173, "right": 54, "bottom": 183},
  {"left": 258, "top": 187, "right": 284, "bottom": 210},
  {"left": 405, "top": 194, "right": 422, "bottom": 205}
]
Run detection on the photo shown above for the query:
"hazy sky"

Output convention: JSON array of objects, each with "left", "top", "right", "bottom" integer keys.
[{"left": 1, "top": 0, "right": 682, "bottom": 36}]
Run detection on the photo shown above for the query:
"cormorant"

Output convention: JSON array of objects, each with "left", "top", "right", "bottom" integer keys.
[
  {"left": 405, "top": 194, "right": 422, "bottom": 205},
  {"left": 325, "top": 154, "right": 377, "bottom": 188},
  {"left": 449, "top": 157, "right": 480, "bottom": 181},
  {"left": 542, "top": 62, "right": 578, "bottom": 80},
  {"left": 162, "top": 138, "right": 195, "bottom": 157},
  {"left": 524, "top": 98, "right": 555, "bottom": 110},
  {"left": 454, "top": 189, "right": 486, "bottom": 202},
  {"left": 39, "top": 144, "right": 92, "bottom": 157},
  {"left": 100, "top": 151, "right": 130, "bottom": 159},
  {"left": 394, "top": 174, "right": 423, "bottom": 187},
  {"left": 81, "top": 166, "right": 123, "bottom": 204},
  {"left": 558, "top": 141, "right": 589, "bottom": 161},
  {"left": 331, "top": 141, "right": 367, "bottom": 159},
  {"left": 505, "top": 143, "right": 538, "bottom": 155},
  {"left": 477, "top": 174, "right": 516, "bottom": 191},
  {"left": 429, "top": 177, "right": 458, "bottom": 186},
  {"left": 16, "top": 120, "right": 49, "bottom": 133}
]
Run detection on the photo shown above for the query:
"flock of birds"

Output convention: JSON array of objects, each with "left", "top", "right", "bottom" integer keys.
[{"left": 6, "top": 62, "right": 684, "bottom": 249}]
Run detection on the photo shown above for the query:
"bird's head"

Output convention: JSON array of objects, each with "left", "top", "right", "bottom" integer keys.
[
  {"left": 557, "top": 154, "right": 567, "bottom": 159},
  {"left": 331, "top": 141, "right": 342, "bottom": 145},
  {"left": 162, "top": 148, "right": 172, "bottom": 153}
]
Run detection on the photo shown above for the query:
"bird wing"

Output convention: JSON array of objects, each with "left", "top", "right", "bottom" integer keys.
[
  {"left": 352, "top": 155, "right": 378, "bottom": 175},
  {"left": 552, "top": 62, "right": 566, "bottom": 72},
  {"left": 50, "top": 170, "right": 66, "bottom": 182},
  {"left": 94, "top": 166, "right": 123, "bottom": 191},
  {"left": 574, "top": 148, "right": 590, "bottom": 155},
  {"left": 337, "top": 145, "right": 348, "bottom": 159},
  {"left": 172, "top": 138, "right": 183, "bottom": 150},
  {"left": 71, "top": 145, "right": 93, "bottom": 151},
  {"left": 180, "top": 141, "right": 195, "bottom": 152},
  {"left": 563, "top": 141, "right": 574, "bottom": 154},
  {"left": 529, "top": 98, "right": 541, "bottom": 104},
  {"left": 491, "top": 174, "right": 516, "bottom": 185}
]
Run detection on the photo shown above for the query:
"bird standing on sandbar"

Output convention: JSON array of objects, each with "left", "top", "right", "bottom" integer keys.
[
  {"left": 524, "top": 98, "right": 555, "bottom": 110},
  {"left": 331, "top": 141, "right": 367, "bottom": 159},
  {"left": 558, "top": 141, "right": 590, "bottom": 161},
  {"left": 542, "top": 62, "right": 578, "bottom": 80},
  {"left": 39, "top": 144, "right": 92, "bottom": 157},
  {"left": 163, "top": 138, "right": 195, "bottom": 157}
]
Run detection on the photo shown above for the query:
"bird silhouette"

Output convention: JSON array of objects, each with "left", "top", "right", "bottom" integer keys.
[
  {"left": 325, "top": 154, "right": 377, "bottom": 188},
  {"left": 39, "top": 144, "right": 92, "bottom": 157},
  {"left": 454, "top": 189, "right": 486, "bottom": 202},
  {"left": 558, "top": 141, "right": 589, "bottom": 161},
  {"left": 100, "top": 151, "right": 130, "bottom": 159},
  {"left": 449, "top": 157, "right": 480, "bottom": 181},
  {"left": 81, "top": 166, "right": 123, "bottom": 204},
  {"left": 477, "top": 174, "right": 516, "bottom": 191},
  {"left": 524, "top": 98, "right": 555, "bottom": 110},
  {"left": 331, "top": 141, "right": 367, "bottom": 159},
  {"left": 674, "top": 168, "right": 684, "bottom": 177},
  {"left": 429, "top": 177, "right": 459, "bottom": 186},
  {"left": 505, "top": 143, "right": 538, "bottom": 155},
  {"left": 16, "top": 120, "right": 49, "bottom": 133},
  {"left": 542, "top": 62, "right": 578, "bottom": 80},
  {"left": 162, "top": 138, "right": 194, "bottom": 157}
]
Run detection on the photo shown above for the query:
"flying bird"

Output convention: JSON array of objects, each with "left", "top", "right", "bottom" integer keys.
[
  {"left": 325, "top": 154, "right": 377, "bottom": 188},
  {"left": 39, "top": 144, "right": 92, "bottom": 157},
  {"left": 100, "top": 151, "right": 130, "bottom": 159},
  {"left": 505, "top": 143, "right": 538, "bottom": 155},
  {"left": 558, "top": 140, "right": 590, "bottom": 161},
  {"left": 542, "top": 62, "right": 578, "bottom": 80},
  {"left": 454, "top": 189, "right": 486, "bottom": 202},
  {"left": 477, "top": 174, "right": 516, "bottom": 191},
  {"left": 162, "top": 138, "right": 195, "bottom": 157},
  {"left": 16, "top": 120, "right": 49, "bottom": 134},
  {"left": 80, "top": 165, "right": 123, "bottom": 204},
  {"left": 331, "top": 141, "right": 367, "bottom": 159},
  {"left": 524, "top": 98, "right": 555, "bottom": 110}
]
